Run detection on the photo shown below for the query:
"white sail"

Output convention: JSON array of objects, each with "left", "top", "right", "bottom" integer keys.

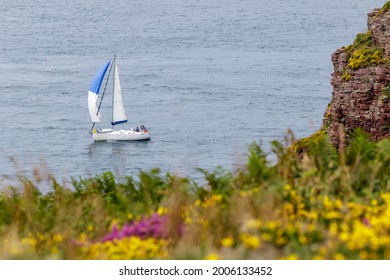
[
  {"left": 88, "top": 60, "right": 111, "bottom": 123},
  {"left": 88, "top": 92, "right": 102, "bottom": 122},
  {"left": 111, "top": 57, "right": 128, "bottom": 125}
]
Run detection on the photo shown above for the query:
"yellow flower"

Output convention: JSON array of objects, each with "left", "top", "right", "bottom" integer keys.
[
  {"left": 221, "top": 236, "right": 234, "bottom": 247},
  {"left": 157, "top": 207, "right": 168, "bottom": 216},
  {"left": 334, "top": 253, "right": 346, "bottom": 260},
  {"left": 205, "top": 253, "right": 220, "bottom": 260},
  {"left": 240, "top": 233, "right": 261, "bottom": 249},
  {"left": 212, "top": 194, "right": 223, "bottom": 202},
  {"left": 308, "top": 211, "right": 318, "bottom": 220},
  {"left": 298, "top": 235, "right": 308, "bottom": 245},
  {"left": 339, "top": 232, "right": 349, "bottom": 242},
  {"left": 335, "top": 199, "right": 343, "bottom": 209},
  {"left": 78, "top": 233, "right": 87, "bottom": 243},
  {"left": 285, "top": 254, "right": 298, "bottom": 260},
  {"left": 324, "top": 211, "right": 342, "bottom": 220},
  {"left": 323, "top": 195, "right": 332, "bottom": 210},
  {"left": 82, "top": 237, "right": 167, "bottom": 260},
  {"left": 53, "top": 233, "right": 63, "bottom": 243},
  {"left": 21, "top": 237, "right": 37, "bottom": 247},
  {"left": 380, "top": 193, "right": 390, "bottom": 203},
  {"left": 266, "top": 221, "right": 279, "bottom": 231},
  {"left": 290, "top": 190, "right": 297, "bottom": 201},
  {"left": 283, "top": 202, "right": 294, "bottom": 215},
  {"left": 184, "top": 216, "right": 192, "bottom": 224},
  {"left": 261, "top": 233, "right": 271, "bottom": 241},
  {"left": 329, "top": 222, "right": 338, "bottom": 236},
  {"left": 275, "top": 236, "right": 287, "bottom": 246}
]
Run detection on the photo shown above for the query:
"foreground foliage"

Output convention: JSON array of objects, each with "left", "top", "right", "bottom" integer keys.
[{"left": 0, "top": 130, "right": 389, "bottom": 259}]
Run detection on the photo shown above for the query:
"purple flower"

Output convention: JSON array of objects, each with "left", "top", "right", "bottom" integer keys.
[
  {"left": 362, "top": 218, "right": 371, "bottom": 227},
  {"left": 102, "top": 213, "right": 167, "bottom": 242}
]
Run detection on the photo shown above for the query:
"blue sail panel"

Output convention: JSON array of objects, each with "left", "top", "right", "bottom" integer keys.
[
  {"left": 111, "top": 120, "right": 128, "bottom": 126},
  {"left": 88, "top": 60, "right": 111, "bottom": 94}
]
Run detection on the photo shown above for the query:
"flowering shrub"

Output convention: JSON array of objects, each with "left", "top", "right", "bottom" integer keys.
[
  {"left": 342, "top": 31, "right": 390, "bottom": 70},
  {"left": 0, "top": 130, "right": 389, "bottom": 259},
  {"left": 101, "top": 213, "right": 167, "bottom": 242},
  {"left": 82, "top": 237, "right": 167, "bottom": 260},
  {"left": 348, "top": 47, "right": 388, "bottom": 70}
]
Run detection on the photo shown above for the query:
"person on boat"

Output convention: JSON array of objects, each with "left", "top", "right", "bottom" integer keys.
[{"left": 135, "top": 127, "right": 140, "bottom": 132}]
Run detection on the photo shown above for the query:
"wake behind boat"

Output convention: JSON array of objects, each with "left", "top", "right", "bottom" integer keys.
[{"left": 88, "top": 55, "right": 151, "bottom": 141}]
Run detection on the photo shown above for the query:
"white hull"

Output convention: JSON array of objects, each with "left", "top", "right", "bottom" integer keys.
[{"left": 92, "top": 129, "right": 151, "bottom": 141}]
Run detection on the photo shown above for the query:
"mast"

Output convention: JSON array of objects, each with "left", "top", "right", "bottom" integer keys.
[{"left": 112, "top": 54, "right": 116, "bottom": 128}]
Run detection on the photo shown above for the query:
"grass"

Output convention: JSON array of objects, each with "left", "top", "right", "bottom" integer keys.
[
  {"left": 376, "top": 1, "right": 390, "bottom": 17},
  {"left": 0, "top": 130, "right": 390, "bottom": 260},
  {"left": 287, "top": 129, "right": 327, "bottom": 157}
]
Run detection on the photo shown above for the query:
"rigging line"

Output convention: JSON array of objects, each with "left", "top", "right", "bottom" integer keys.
[
  {"left": 96, "top": 60, "right": 114, "bottom": 116},
  {"left": 90, "top": 59, "right": 114, "bottom": 134}
]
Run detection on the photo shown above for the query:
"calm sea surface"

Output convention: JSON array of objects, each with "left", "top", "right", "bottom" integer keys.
[{"left": 0, "top": 0, "right": 386, "bottom": 186}]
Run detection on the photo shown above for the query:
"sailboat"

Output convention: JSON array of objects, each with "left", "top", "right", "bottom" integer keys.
[{"left": 88, "top": 55, "right": 151, "bottom": 141}]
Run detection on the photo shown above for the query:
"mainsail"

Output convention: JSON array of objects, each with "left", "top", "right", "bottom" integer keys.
[
  {"left": 88, "top": 60, "right": 111, "bottom": 123},
  {"left": 111, "top": 57, "right": 128, "bottom": 125}
]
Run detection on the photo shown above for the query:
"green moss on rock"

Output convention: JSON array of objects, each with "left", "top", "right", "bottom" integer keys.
[
  {"left": 377, "top": 1, "right": 390, "bottom": 16},
  {"left": 288, "top": 130, "right": 327, "bottom": 156},
  {"left": 345, "top": 32, "right": 374, "bottom": 54},
  {"left": 343, "top": 32, "right": 389, "bottom": 70}
]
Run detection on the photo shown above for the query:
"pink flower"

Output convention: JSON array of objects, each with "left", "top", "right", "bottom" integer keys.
[{"left": 102, "top": 213, "right": 167, "bottom": 242}]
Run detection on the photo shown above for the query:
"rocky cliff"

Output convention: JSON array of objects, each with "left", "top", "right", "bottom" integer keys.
[{"left": 323, "top": 2, "right": 390, "bottom": 149}]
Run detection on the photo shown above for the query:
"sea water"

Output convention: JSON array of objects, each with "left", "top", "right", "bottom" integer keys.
[{"left": 0, "top": 0, "right": 386, "bottom": 187}]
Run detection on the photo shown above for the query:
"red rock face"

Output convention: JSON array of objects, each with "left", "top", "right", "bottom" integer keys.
[{"left": 323, "top": 8, "right": 390, "bottom": 149}]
